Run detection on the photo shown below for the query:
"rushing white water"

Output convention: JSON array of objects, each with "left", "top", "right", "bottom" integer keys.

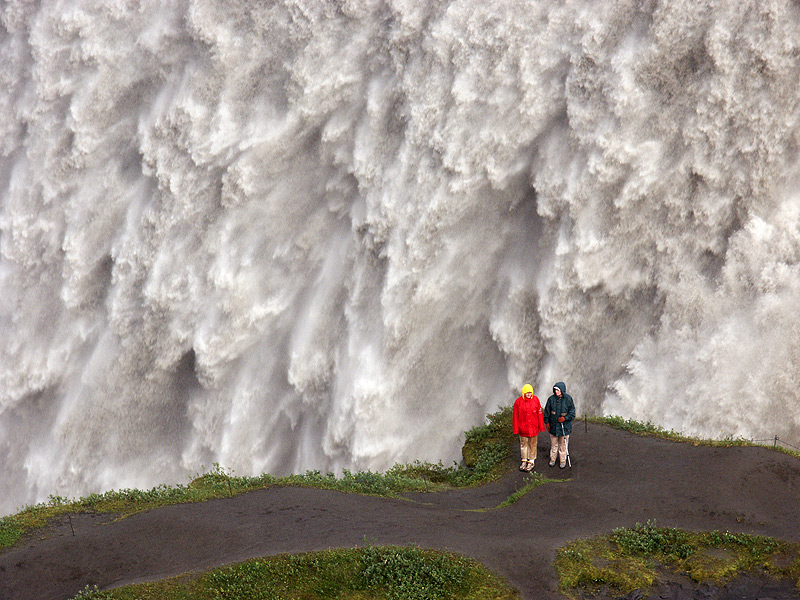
[{"left": 2, "top": 0, "right": 800, "bottom": 515}]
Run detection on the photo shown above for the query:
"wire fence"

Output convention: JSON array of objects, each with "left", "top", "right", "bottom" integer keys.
[{"left": 750, "top": 436, "right": 800, "bottom": 452}]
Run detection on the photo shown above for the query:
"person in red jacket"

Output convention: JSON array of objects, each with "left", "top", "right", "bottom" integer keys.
[{"left": 512, "top": 384, "right": 546, "bottom": 472}]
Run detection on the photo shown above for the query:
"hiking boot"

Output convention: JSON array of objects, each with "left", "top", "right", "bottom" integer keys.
[
  {"left": 548, "top": 460, "right": 555, "bottom": 467},
  {"left": 559, "top": 462, "right": 566, "bottom": 469}
]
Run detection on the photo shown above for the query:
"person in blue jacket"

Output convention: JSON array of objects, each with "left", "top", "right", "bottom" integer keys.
[{"left": 543, "top": 381, "right": 575, "bottom": 468}]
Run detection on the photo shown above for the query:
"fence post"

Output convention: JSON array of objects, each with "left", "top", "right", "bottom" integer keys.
[{"left": 774, "top": 436, "right": 778, "bottom": 449}]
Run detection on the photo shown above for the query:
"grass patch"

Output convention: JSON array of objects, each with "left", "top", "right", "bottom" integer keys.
[
  {"left": 1, "top": 407, "right": 517, "bottom": 552},
  {"left": 464, "top": 472, "right": 561, "bottom": 514},
  {"left": 69, "top": 546, "right": 520, "bottom": 600},
  {"left": 556, "top": 521, "right": 800, "bottom": 599},
  {"left": 493, "top": 472, "right": 557, "bottom": 510},
  {"left": 587, "top": 416, "right": 800, "bottom": 459}
]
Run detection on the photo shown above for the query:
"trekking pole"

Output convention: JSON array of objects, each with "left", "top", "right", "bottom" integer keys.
[{"left": 561, "top": 421, "right": 571, "bottom": 468}]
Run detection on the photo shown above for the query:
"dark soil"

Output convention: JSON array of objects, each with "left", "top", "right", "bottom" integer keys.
[
  {"left": 2, "top": 423, "right": 799, "bottom": 600},
  {"left": 577, "top": 570, "right": 800, "bottom": 600}
]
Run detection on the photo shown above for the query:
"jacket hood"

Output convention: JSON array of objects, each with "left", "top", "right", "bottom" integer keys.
[
  {"left": 553, "top": 381, "right": 567, "bottom": 395},
  {"left": 521, "top": 384, "right": 534, "bottom": 396}
]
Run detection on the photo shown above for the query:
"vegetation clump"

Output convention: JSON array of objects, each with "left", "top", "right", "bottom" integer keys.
[
  {"left": 556, "top": 521, "right": 800, "bottom": 599},
  {"left": 461, "top": 405, "right": 514, "bottom": 468},
  {"left": 69, "top": 546, "right": 520, "bottom": 600}
]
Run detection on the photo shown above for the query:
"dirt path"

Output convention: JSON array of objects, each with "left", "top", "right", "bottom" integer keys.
[{"left": 2, "top": 423, "right": 799, "bottom": 600}]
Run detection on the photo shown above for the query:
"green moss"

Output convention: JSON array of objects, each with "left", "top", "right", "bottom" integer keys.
[
  {"left": 555, "top": 537, "right": 655, "bottom": 596},
  {"left": 556, "top": 522, "right": 800, "bottom": 599}
]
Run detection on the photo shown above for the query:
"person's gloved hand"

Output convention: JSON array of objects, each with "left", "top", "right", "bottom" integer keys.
[{"left": 557, "top": 416, "right": 565, "bottom": 423}]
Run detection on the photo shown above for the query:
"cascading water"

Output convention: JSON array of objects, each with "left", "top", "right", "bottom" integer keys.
[{"left": 2, "top": 0, "right": 800, "bottom": 516}]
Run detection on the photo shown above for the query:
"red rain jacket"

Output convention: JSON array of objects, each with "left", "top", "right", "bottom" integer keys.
[{"left": 512, "top": 394, "right": 546, "bottom": 437}]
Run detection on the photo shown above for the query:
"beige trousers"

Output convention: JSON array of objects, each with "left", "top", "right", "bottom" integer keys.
[
  {"left": 549, "top": 434, "right": 569, "bottom": 464},
  {"left": 519, "top": 436, "right": 538, "bottom": 463}
]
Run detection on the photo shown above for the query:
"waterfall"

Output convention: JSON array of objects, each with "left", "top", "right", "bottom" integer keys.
[{"left": 2, "top": 0, "right": 799, "bottom": 515}]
